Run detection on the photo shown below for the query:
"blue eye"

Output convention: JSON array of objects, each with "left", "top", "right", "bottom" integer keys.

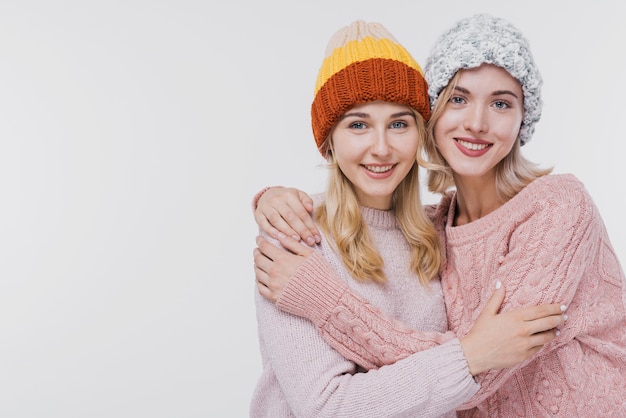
[
  {"left": 494, "top": 100, "right": 510, "bottom": 109},
  {"left": 349, "top": 122, "right": 366, "bottom": 129},
  {"left": 390, "top": 121, "right": 407, "bottom": 129},
  {"left": 450, "top": 96, "right": 465, "bottom": 104}
]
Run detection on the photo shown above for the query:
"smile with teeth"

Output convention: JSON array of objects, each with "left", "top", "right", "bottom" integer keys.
[
  {"left": 457, "top": 139, "right": 490, "bottom": 151},
  {"left": 363, "top": 164, "right": 394, "bottom": 173}
]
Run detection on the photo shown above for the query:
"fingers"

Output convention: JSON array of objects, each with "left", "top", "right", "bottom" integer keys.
[
  {"left": 279, "top": 196, "right": 320, "bottom": 246},
  {"left": 296, "top": 190, "right": 320, "bottom": 243},
  {"left": 256, "top": 274, "right": 278, "bottom": 303},
  {"left": 253, "top": 246, "right": 281, "bottom": 303},
  {"left": 521, "top": 303, "right": 567, "bottom": 321},
  {"left": 257, "top": 205, "right": 300, "bottom": 241},
  {"left": 523, "top": 311, "right": 567, "bottom": 336},
  {"left": 255, "top": 187, "right": 299, "bottom": 239},
  {"left": 254, "top": 210, "right": 288, "bottom": 240},
  {"left": 480, "top": 281, "right": 505, "bottom": 317},
  {"left": 253, "top": 238, "right": 286, "bottom": 280},
  {"left": 254, "top": 236, "right": 307, "bottom": 304},
  {"left": 277, "top": 235, "right": 315, "bottom": 257},
  {"left": 507, "top": 303, "right": 567, "bottom": 338},
  {"left": 256, "top": 236, "right": 285, "bottom": 263},
  {"left": 253, "top": 247, "right": 271, "bottom": 280},
  {"left": 256, "top": 273, "right": 279, "bottom": 303},
  {"left": 528, "top": 329, "right": 560, "bottom": 347},
  {"left": 297, "top": 190, "right": 314, "bottom": 213},
  {"left": 254, "top": 187, "right": 320, "bottom": 245}
]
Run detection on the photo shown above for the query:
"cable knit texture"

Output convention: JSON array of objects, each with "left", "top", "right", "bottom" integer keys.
[
  {"left": 276, "top": 174, "right": 626, "bottom": 417},
  {"left": 251, "top": 195, "right": 479, "bottom": 417}
]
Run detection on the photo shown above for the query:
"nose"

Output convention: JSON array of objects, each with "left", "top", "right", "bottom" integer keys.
[
  {"left": 371, "top": 128, "right": 391, "bottom": 157},
  {"left": 463, "top": 104, "right": 488, "bottom": 133}
]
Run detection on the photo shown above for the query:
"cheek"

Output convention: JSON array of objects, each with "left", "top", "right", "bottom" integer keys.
[
  {"left": 394, "top": 138, "right": 420, "bottom": 170},
  {"left": 332, "top": 138, "right": 360, "bottom": 166},
  {"left": 434, "top": 112, "right": 459, "bottom": 139},
  {"left": 433, "top": 123, "right": 449, "bottom": 149},
  {"left": 506, "top": 110, "right": 524, "bottom": 137},
  {"left": 405, "top": 141, "right": 419, "bottom": 160},
  {"left": 496, "top": 118, "right": 523, "bottom": 144}
]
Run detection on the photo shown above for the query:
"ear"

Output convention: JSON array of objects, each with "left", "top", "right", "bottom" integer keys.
[{"left": 323, "top": 135, "right": 334, "bottom": 159}]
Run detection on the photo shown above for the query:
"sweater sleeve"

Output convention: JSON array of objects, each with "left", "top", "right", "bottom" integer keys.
[
  {"left": 456, "top": 176, "right": 626, "bottom": 410},
  {"left": 276, "top": 251, "right": 459, "bottom": 370},
  {"left": 251, "top": 232, "right": 478, "bottom": 418},
  {"left": 255, "top": 251, "right": 478, "bottom": 417}
]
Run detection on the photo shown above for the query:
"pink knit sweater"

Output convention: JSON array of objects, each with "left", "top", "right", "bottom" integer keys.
[
  {"left": 275, "top": 174, "right": 626, "bottom": 417},
  {"left": 251, "top": 201, "right": 479, "bottom": 417}
]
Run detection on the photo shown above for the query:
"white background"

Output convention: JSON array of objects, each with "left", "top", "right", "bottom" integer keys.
[{"left": 0, "top": 1, "right": 624, "bottom": 417}]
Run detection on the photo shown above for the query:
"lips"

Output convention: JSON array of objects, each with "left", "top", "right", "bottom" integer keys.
[
  {"left": 363, "top": 164, "right": 394, "bottom": 173},
  {"left": 454, "top": 138, "right": 492, "bottom": 156},
  {"left": 457, "top": 138, "right": 489, "bottom": 151},
  {"left": 361, "top": 163, "right": 397, "bottom": 179}
]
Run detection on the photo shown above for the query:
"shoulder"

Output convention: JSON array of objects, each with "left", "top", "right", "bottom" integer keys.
[
  {"left": 524, "top": 174, "right": 592, "bottom": 207},
  {"left": 311, "top": 192, "right": 326, "bottom": 209},
  {"left": 518, "top": 174, "right": 598, "bottom": 228},
  {"left": 530, "top": 173, "right": 586, "bottom": 193}
]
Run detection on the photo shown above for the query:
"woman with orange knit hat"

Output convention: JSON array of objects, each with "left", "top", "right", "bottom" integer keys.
[
  {"left": 253, "top": 14, "right": 626, "bottom": 417},
  {"left": 250, "top": 19, "right": 565, "bottom": 418}
]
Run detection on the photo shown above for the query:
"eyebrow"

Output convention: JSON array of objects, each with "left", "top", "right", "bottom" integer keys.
[
  {"left": 454, "top": 86, "right": 519, "bottom": 99},
  {"left": 340, "top": 110, "right": 414, "bottom": 119},
  {"left": 340, "top": 112, "right": 368, "bottom": 119}
]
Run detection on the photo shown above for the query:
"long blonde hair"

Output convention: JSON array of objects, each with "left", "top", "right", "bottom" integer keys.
[
  {"left": 423, "top": 72, "right": 553, "bottom": 201},
  {"left": 316, "top": 111, "right": 441, "bottom": 285}
]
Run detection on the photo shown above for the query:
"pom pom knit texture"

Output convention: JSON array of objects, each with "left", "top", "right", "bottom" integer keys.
[
  {"left": 311, "top": 21, "right": 430, "bottom": 156},
  {"left": 424, "top": 14, "right": 542, "bottom": 145}
]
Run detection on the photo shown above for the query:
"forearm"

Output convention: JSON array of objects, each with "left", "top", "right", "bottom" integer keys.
[
  {"left": 277, "top": 251, "right": 457, "bottom": 370},
  {"left": 258, "top": 291, "right": 478, "bottom": 417},
  {"left": 458, "top": 195, "right": 598, "bottom": 408}
]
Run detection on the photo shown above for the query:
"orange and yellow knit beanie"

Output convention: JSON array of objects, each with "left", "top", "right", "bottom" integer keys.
[{"left": 311, "top": 20, "right": 430, "bottom": 157}]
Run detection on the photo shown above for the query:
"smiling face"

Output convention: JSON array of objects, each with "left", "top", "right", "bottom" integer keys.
[
  {"left": 433, "top": 64, "right": 524, "bottom": 183},
  {"left": 330, "top": 101, "right": 420, "bottom": 210}
]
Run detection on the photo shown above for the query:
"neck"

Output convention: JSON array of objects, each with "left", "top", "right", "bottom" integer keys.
[{"left": 452, "top": 175, "right": 505, "bottom": 226}]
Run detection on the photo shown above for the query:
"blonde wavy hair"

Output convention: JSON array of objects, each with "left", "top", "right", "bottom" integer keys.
[
  {"left": 316, "top": 111, "right": 441, "bottom": 285},
  {"left": 422, "top": 71, "right": 553, "bottom": 201}
]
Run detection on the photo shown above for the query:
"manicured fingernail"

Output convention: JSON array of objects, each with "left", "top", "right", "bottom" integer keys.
[
  {"left": 556, "top": 330, "right": 561, "bottom": 336},
  {"left": 277, "top": 232, "right": 286, "bottom": 239},
  {"left": 563, "top": 314, "right": 568, "bottom": 321},
  {"left": 306, "top": 237, "right": 315, "bottom": 246},
  {"left": 560, "top": 305, "right": 567, "bottom": 312},
  {"left": 314, "top": 235, "right": 321, "bottom": 243},
  {"left": 291, "top": 235, "right": 300, "bottom": 240},
  {"left": 495, "top": 281, "right": 502, "bottom": 289}
]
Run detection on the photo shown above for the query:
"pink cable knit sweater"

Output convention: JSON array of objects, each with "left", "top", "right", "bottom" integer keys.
[
  {"left": 275, "top": 174, "right": 626, "bottom": 417},
  {"left": 251, "top": 202, "right": 479, "bottom": 417}
]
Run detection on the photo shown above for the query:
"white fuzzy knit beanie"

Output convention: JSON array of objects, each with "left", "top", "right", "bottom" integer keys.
[{"left": 424, "top": 14, "right": 542, "bottom": 145}]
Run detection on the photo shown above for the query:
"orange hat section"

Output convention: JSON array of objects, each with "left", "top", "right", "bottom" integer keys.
[{"left": 311, "top": 58, "right": 430, "bottom": 156}]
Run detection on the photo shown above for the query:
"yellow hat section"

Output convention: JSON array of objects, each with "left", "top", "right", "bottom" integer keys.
[{"left": 314, "top": 37, "right": 424, "bottom": 95}]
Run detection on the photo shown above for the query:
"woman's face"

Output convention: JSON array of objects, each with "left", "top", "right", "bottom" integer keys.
[
  {"left": 434, "top": 64, "right": 524, "bottom": 182},
  {"left": 331, "top": 101, "right": 419, "bottom": 210}
]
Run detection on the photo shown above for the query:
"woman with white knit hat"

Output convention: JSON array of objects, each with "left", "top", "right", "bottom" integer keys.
[
  {"left": 250, "top": 18, "right": 565, "bottom": 418},
  {"left": 253, "top": 14, "right": 626, "bottom": 417}
]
